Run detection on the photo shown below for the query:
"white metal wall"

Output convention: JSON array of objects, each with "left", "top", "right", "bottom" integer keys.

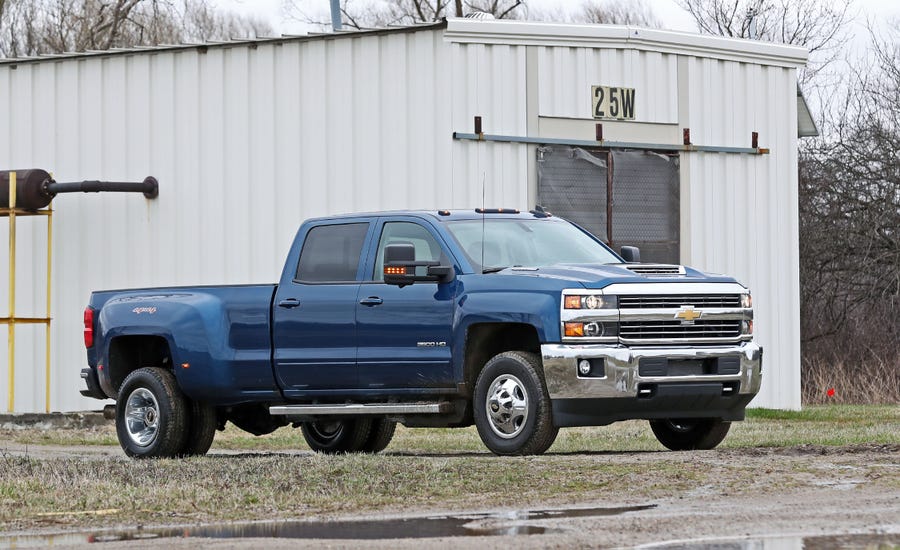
[
  {"left": 1, "top": 20, "right": 803, "bottom": 412},
  {"left": 445, "top": 20, "right": 805, "bottom": 410},
  {"left": 678, "top": 57, "right": 802, "bottom": 409}
]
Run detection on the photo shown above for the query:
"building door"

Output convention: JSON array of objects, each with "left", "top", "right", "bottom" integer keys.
[{"left": 536, "top": 146, "right": 680, "bottom": 264}]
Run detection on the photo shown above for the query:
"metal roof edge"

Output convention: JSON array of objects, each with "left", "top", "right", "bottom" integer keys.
[
  {"left": 444, "top": 18, "right": 808, "bottom": 67},
  {"left": 0, "top": 20, "right": 448, "bottom": 66}
]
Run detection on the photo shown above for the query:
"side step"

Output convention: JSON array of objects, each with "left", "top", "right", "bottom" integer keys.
[{"left": 269, "top": 402, "right": 453, "bottom": 416}]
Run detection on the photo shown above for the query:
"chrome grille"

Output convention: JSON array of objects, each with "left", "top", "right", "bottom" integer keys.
[
  {"left": 620, "top": 320, "right": 742, "bottom": 340},
  {"left": 619, "top": 294, "right": 741, "bottom": 309}
]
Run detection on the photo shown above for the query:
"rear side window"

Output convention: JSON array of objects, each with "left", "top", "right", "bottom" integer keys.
[{"left": 296, "top": 223, "right": 368, "bottom": 282}]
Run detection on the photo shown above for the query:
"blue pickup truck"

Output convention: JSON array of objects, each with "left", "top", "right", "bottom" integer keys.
[{"left": 81, "top": 209, "right": 761, "bottom": 458}]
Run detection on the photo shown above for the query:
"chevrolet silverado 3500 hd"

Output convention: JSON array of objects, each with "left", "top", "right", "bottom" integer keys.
[{"left": 82, "top": 209, "right": 761, "bottom": 457}]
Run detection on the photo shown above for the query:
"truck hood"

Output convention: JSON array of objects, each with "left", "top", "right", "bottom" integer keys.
[{"left": 493, "top": 263, "right": 741, "bottom": 288}]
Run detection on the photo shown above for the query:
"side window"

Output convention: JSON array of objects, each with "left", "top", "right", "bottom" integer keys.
[
  {"left": 295, "top": 223, "right": 369, "bottom": 283},
  {"left": 374, "top": 222, "right": 443, "bottom": 281}
]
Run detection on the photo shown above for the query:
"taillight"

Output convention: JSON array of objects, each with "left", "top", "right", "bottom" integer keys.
[{"left": 84, "top": 307, "right": 95, "bottom": 348}]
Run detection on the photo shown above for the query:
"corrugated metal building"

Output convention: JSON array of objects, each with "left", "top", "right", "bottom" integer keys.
[{"left": 0, "top": 18, "right": 806, "bottom": 413}]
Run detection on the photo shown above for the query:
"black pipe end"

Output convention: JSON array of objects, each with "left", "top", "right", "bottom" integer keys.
[{"left": 142, "top": 176, "right": 159, "bottom": 199}]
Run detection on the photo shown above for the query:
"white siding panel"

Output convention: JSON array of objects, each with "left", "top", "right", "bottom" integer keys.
[
  {"left": 450, "top": 42, "right": 528, "bottom": 209},
  {"left": 538, "top": 46, "right": 677, "bottom": 123},
  {"left": 681, "top": 58, "right": 801, "bottom": 410}
]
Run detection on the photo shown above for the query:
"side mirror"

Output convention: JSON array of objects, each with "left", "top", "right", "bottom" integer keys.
[
  {"left": 384, "top": 243, "right": 455, "bottom": 286},
  {"left": 620, "top": 246, "right": 641, "bottom": 263}
]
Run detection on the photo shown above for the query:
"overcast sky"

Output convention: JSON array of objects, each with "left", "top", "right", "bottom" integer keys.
[{"left": 211, "top": 0, "right": 899, "bottom": 43}]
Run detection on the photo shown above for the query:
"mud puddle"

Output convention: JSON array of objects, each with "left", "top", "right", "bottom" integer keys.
[
  {"left": 643, "top": 532, "right": 900, "bottom": 549},
  {"left": 0, "top": 504, "right": 655, "bottom": 547}
]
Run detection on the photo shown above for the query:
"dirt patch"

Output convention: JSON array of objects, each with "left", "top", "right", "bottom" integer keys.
[{"left": 0, "top": 442, "right": 897, "bottom": 548}]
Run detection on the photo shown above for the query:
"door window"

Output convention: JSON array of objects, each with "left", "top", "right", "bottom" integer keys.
[
  {"left": 373, "top": 222, "right": 443, "bottom": 281},
  {"left": 295, "top": 223, "right": 369, "bottom": 282}
]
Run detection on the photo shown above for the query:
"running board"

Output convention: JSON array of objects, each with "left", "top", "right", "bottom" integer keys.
[{"left": 269, "top": 402, "right": 453, "bottom": 416}]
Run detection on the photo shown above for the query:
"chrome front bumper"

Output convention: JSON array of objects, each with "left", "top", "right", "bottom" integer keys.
[{"left": 541, "top": 342, "right": 762, "bottom": 400}]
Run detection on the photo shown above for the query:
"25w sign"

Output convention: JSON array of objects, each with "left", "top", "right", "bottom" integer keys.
[{"left": 591, "top": 86, "right": 636, "bottom": 120}]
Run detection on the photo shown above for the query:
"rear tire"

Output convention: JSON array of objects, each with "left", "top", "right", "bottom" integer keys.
[
  {"left": 650, "top": 418, "right": 731, "bottom": 450},
  {"left": 116, "top": 367, "right": 189, "bottom": 459},
  {"left": 360, "top": 419, "right": 396, "bottom": 454},
  {"left": 473, "top": 351, "right": 558, "bottom": 456},
  {"left": 178, "top": 400, "right": 217, "bottom": 457},
  {"left": 301, "top": 419, "right": 373, "bottom": 454}
]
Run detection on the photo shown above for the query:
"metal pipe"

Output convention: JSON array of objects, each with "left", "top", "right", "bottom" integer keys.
[
  {"left": 45, "top": 207, "right": 52, "bottom": 413},
  {"left": 606, "top": 152, "right": 613, "bottom": 247},
  {"left": 44, "top": 176, "right": 158, "bottom": 198},
  {"left": 452, "top": 132, "right": 770, "bottom": 155},
  {"left": 330, "top": 0, "right": 342, "bottom": 31},
  {"left": 7, "top": 172, "right": 15, "bottom": 412}
]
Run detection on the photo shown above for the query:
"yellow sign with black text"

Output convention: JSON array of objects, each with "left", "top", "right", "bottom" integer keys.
[{"left": 591, "top": 86, "right": 635, "bottom": 120}]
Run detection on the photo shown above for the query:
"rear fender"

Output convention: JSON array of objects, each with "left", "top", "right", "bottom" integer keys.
[{"left": 96, "top": 291, "right": 277, "bottom": 404}]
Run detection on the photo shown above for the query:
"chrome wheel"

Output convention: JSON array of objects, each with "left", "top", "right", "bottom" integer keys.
[
  {"left": 124, "top": 387, "right": 161, "bottom": 447},
  {"left": 485, "top": 374, "right": 530, "bottom": 439}
]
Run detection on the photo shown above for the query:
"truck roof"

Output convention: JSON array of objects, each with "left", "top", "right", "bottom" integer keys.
[{"left": 305, "top": 209, "right": 557, "bottom": 223}]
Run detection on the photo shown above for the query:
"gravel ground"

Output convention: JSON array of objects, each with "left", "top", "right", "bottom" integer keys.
[{"left": 1, "top": 441, "right": 897, "bottom": 549}]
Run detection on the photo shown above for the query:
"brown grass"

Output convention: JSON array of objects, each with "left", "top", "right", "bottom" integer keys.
[
  {"left": 0, "top": 406, "right": 897, "bottom": 532},
  {"left": 801, "top": 312, "right": 900, "bottom": 404}
]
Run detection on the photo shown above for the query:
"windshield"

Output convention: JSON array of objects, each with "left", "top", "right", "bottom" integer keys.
[{"left": 446, "top": 219, "right": 621, "bottom": 272}]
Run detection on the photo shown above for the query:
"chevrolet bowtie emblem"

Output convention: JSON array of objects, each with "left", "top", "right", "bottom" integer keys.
[{"left": 674, "top": 306, "right": 702, "bottom": 323}]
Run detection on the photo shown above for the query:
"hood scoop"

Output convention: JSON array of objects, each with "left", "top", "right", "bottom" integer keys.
[{"left": 624, "top": 264, "right": 686, "bottom": 276}]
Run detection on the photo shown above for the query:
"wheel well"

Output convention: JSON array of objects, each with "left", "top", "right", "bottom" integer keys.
[
  {"left": 108, "top": 335, "right": 173, "bottom": 392},
  {"left": 463, "top": 323, "right": 541, "bottom": 396}
]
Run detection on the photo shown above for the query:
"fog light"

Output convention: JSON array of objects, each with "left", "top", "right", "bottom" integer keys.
[{"left": 578, "top": 360, "right": 592, "bottom": 376}]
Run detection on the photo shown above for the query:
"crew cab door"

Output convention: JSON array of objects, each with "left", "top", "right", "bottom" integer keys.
[
  {"left": 355, "top": 219, "right": 457, "bottom": 389},
  {"left": 272, "top": 220, "right": 373, "bottom": 394}
]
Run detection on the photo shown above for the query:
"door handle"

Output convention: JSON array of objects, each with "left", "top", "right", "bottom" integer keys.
[
  {"left": 359, "top": 296, "right": 383, "bottom": 306},
  {"left": 278, "top": 298, "right": 301, "bottom": 309}
]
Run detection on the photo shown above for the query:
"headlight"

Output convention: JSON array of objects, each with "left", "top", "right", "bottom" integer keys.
[
  {"left": 740, "top": 293, "right": 752, "bottom": 308},
  {"left": 564, "top": 294, "right": 617, "bottom": 309}
]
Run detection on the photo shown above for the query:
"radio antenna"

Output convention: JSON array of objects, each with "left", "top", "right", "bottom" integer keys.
[{"left": 481, "top": 171, "right": 486, "bottom": 271}]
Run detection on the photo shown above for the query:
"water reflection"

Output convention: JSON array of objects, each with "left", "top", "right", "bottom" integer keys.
[{"left": 0, "top": 504, "right": 655, "bottom": 547}]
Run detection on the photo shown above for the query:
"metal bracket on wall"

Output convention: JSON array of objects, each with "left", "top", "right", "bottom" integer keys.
[{"left": 454, "top": 119, "right": 770, "bottom": 155}]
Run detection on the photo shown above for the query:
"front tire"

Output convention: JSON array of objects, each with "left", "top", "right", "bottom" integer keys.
[
  {"left": 473, "top": 351, "right": 558, "bottom": 456},
  {"left": 300, "top": 419, "right": 373, "bottom": 454},
  {"left": 116, "top": 367, "right": 189, "bottom": 459},
  {"left": 650, "top": 418, "right": 731, "bottom": 450}
]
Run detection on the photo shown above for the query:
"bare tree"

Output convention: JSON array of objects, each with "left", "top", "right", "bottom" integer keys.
[
  {"left": 798, "top": 23, "right": 899, "bottom": 403},
  {"left": 287, "top": 0, "right": 525, "bottom": 30},
  {"left": 577, "top": 0, "right": 659, "bottom": 27},
  {"left": 523, "top": 0, "right": 659, "bottom": 27},
  {"left": 676, "top": 0, "right": 854, "bottom": 84},
  {"left": 0, "top": 0, "right": 273, "bottom": 57}
]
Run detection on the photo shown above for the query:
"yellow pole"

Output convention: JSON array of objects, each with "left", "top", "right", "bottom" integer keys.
[
  {"left": 7, "top": 171, "right": 16, "bottom": 412},
  {"left": 45, "top": 207, "right": 52, "bottom": 413}
]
